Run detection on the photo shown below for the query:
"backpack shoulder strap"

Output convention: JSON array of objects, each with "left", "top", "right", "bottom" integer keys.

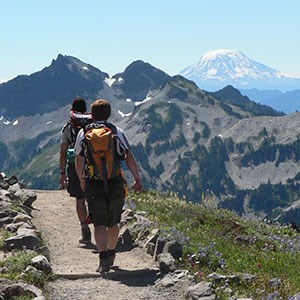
[{"left": 68, "top": 122, "right": 80, "bottom": 147}]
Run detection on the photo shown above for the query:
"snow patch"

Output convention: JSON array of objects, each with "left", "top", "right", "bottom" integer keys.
[
  {"left": 0, "top": 116, "right": 3, "bottom": 120},
  {"left": 82, "top": 66, "right": 89, "bottom": 71},
  {"left": 202, "top": 49, "right": 237, "bottom": 61},
  {"left": 207, "top": 69, "right": 217, "bottom": 76},
  {"left": 118, "top": 110, "right": 132, "bottom": 118},
  {"left": 126, "top": 98, "right": 132, "bottom": 102},
  {"left": 118, "top": 77, "right": 124, "bottom": 83},
  {"left": 104, "top": 77, "right": 116, "bottom": 87},
  {"left": 135, "top": 96, "right": 152, "bottom": 106},
  {"left": 3, "top": 120, "right": 10, "bottom": 125},
  {"left": 46, "top": 121, "right": 52, "bottom": 125},
  {"left": 13, "top": 120, "right": 18, "bottom": 126}
]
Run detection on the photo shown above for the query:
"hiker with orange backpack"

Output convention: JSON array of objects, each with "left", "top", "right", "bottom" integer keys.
[
  {"left": 60, "top": 97, "right": 92, "bottom": 245},
  {"left": 74, "top": 99, "right": 143, "bottom": 273}
]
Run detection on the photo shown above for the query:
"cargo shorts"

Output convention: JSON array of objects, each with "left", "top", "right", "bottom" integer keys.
[
  {"left": 67, "top": 163, "right": 85, "bottom": 199},
  {"left": 85, "top": 175, "right": 125, "bottom": 227}
]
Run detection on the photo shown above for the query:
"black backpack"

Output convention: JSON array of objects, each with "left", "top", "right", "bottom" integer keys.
[{"left": 67, "top": 110, "right": 93, "bottom": 163}]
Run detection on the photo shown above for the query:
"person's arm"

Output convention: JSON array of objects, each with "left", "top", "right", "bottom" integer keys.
[
  {"left": 59, "top": 143, "right": 69, "bottom": 188},
  {"left": 74, "top": 129, "right": 86, "bottom": 191},
  {"left": 125, "top": 149, "right": 143, "bottom": 193}
]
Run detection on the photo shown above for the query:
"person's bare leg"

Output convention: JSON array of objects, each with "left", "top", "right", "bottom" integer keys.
[
  {"left": 76, "top": 198, "right": 88, "bottom": 223},
  {"left": 77, "top": 198, "right": 91, "bottom": 243},
  {"left": 94, "top": 225, "right": 108, "bottom": 252},
  {"left": 94, "top": 225, "right": 110, "bottom": 273},
  {"left": 108, "top": 224, "right": 119, "bottom": 250}
]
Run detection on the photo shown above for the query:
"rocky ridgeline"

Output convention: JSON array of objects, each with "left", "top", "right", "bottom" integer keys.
[{"left": 0, "top": 173, "right": 51, "bottom": 300}]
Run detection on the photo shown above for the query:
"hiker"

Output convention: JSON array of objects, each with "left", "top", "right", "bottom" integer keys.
[
  {"left": 60, "top": 97, "right": 92, "bottom": 244},
  {"left": 74, "top": 98, "right": 143, "bottom": 273}
]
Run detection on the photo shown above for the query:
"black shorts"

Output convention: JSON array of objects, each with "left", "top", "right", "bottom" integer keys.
[
  {"left": 67, "top": 163, "right": 85, "bottom": 199},
  {"left": 85, "top": 176, "right": 125, "bottom": 227}
]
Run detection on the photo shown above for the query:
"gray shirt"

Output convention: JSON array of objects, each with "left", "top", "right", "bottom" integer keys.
[{"left": 60, "top": 123, "right": 73, "bottom": 145}]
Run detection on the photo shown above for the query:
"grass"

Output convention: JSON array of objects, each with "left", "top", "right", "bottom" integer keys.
[
  {"left": 127, "top": 190, "right": 300, "bottom": 299},
  {"left": 0, "top": 250, "right": 53, "bottom": 288},
  {"left": 0, "top": 228, "right": 53, "bottom": 300}
]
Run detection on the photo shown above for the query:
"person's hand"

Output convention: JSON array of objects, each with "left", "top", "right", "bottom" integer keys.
[
  {"left": 133, "top": 178, "right": 143, "bottom": 194},
  {"left": 60, "top": 174, "right": 68, "bottom": 189},
  {"left": 80, "top": 178, "right": 86, "bottom": 192}
]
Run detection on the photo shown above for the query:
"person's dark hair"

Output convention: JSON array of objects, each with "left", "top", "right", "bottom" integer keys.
[
  {"left": 91, "top": 99, "right": 111, "bottom": 121},
  {"left": 72, "top": 97, "right": 87, "bottom": 113}
]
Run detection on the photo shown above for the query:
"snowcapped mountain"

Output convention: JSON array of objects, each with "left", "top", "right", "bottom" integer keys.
[{"left": 179, "top": 49, "right": 300, "bottom": 92}]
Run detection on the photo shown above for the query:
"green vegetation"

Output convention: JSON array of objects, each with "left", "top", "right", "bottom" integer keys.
[
  {"left": 222, "top": 176, "right": 300, "bottom": 221},
  {"left": 218, "top": 101, "right": 243, "bottom": 119},
  {"left": 200, "top": 121, "right": 210, "bottom": 139},
  {"left": 0, "top": 250, "right": 53, "bottom": 288},
  {"left": 128, "top": 190, "right": 300, "bottom": 299},
  {"left": 168, "top": 137, "right": 235, "bottom": 200},
  {"left": 10, "top": 130, "right": 58, "bottom": 167},
  {"left": 9, "top": 142, "right": 60, "bottom": 189},
  {"left": 241, "top": 137, "right": 300, "bottom": 167},
  {"left": 0, "top": 229, "right": 13, "bottom": 249},
  {"left": 0, "top": 141, "right": 9, "bottom": 170},
  {"left": 146, "top": 102, "right": 183, "bottom": 143},
  {"left": 0, "top": 227, "right": 53, "bottom": 297}
]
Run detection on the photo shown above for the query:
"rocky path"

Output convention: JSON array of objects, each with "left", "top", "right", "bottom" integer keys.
[{"left": 32, "top": 190, "right": 180, "bottom": 300}]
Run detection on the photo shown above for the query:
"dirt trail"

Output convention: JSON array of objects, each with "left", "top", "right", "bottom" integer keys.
[{"left": 32, "top": 190, "right": 179, "bottom": 300}]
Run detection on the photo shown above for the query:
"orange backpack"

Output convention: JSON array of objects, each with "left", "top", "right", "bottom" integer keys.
[{"left": 84, "top": 122, "right": 128, "bottom": 191}]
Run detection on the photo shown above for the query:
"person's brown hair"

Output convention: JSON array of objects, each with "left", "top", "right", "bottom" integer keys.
[{"left": 91, "top": 99, "right": 111, "bottom": 121}]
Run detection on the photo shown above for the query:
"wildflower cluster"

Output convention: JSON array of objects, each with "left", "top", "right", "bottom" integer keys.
[
  {"left": 186, "top": 242, "right": 226, "bottom": 274},
  {"left": 159, "top": 227, "right": 190, "bottom": 246},
  {"left": 269, "top": 234, "right": 300, "bottom": 253}
]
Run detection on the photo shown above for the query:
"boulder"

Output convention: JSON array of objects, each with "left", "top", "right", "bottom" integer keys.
[
  {"left": 162, "top": 240, "right": 183, "bottom": 260},
  {"left": 185, "top": 281, "right": 216, "bottom": 300},
  {"left": 4, "top": 233, "right": 42, "bottom": 250},
  {"left": 157, "top": 253, "right": 177, "bottom": 274},
  {"left": 30, "top": 255, "right": 52, "bottom": 274}
]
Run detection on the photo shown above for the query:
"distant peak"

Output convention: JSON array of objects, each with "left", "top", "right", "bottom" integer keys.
[
  {"left": 201, "top": 49, "right": 242, "bottom": 60},
  {"left": 124, "top": 60, "right": 156, "bottom": 72},
  {"left": 53, "top": 54, "right": 80, "bottom": 64}
]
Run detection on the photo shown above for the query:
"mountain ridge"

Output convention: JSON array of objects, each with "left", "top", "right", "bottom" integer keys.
[
  {"left": 1, "top": 54, "right": 300, "bottom": 227},
  {"left": 0, "top": 54, "right": 109, "bottom": 119}
]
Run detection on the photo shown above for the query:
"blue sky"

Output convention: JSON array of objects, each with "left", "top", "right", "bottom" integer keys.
[{"left": 1, "top": 0, "right": 300, "bottom": 83}]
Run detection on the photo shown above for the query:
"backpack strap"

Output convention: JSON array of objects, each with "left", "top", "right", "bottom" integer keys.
[
  {"left": 103, "top": 122, "right": 128, "bottom": 160},
  {"left": 101, "top": 156, "right": 109, "bottom": 193}
]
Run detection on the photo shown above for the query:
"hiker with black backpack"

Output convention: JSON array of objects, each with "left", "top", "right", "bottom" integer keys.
[
  {"left": 74, "top": 98, "right": 143, "bottom": 273},
  {"left": 60, "top": 97, "right": 92, "bottom": 245}
]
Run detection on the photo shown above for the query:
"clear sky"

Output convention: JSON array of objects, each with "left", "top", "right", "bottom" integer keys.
[{"left": 1, "top": 0, "right": 300, "bottom": 83}]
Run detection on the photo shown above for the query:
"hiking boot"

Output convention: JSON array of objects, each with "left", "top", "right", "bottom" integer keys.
[
  {"left": 79, "top": 226, "right": 91, "bottom": 244},
  {"left": 108, "top": 254, "right": 116, "bottom": 267},
  {"left": 96, "top": 256, "right": 110, "bottom": 273}
]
